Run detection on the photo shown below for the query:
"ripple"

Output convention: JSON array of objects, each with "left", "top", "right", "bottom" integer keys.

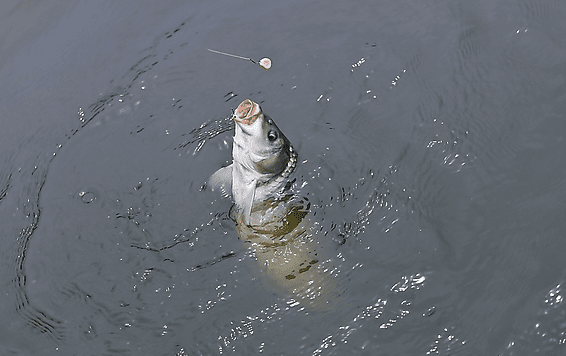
[
  {"left": 77, "top": 189, "right": 98, "bottom": 204},
  {"left": 519, "top": 0, "right": 565, "bottom": 22},
  {"left": 500, "top": 279, "right": 566, "bottom": 355},
  {"left": 312, "top": 272, "right": 430, "bottom": 355}
]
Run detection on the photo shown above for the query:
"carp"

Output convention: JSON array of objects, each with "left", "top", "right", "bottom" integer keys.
[{"left": 209, "top": 99, "right": 338, "bottom": 309}]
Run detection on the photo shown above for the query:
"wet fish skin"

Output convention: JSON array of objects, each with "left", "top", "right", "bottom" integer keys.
[
  {"left": 209, "top": 99, "right": 296, "bottom": 226},
  {"left": 209, "top": 99, "right": 338, "bottom": 310}
]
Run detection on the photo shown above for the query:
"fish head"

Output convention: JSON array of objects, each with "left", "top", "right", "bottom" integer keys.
[{"left": 232, "top": 99, "right": 291, "bottom": 176}]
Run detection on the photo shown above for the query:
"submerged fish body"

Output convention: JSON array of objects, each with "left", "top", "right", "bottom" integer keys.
[{"left": 209, "top": 99, "right": 337, "bottom": 308}]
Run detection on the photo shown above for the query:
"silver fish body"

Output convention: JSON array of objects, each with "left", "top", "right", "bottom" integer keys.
[
  {"left": 209, "top": 99, "right": 300, "bottom": 227},
  {"left": 209, "top": 99, "right": 339, "bottom": 309}
]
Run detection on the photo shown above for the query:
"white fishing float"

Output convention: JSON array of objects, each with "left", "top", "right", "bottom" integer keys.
[{"left": 207, "top": 48, "right": 272, "bottom": 70}]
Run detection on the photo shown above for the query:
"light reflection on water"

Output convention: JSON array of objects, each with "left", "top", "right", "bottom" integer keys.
[{"left": 1, "top": 0, "right": 566, "bottom": 355}]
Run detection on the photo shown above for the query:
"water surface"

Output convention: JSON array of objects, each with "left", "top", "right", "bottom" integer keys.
[{"left": 1, "top": 0, "right": 566, "bottom": 355}]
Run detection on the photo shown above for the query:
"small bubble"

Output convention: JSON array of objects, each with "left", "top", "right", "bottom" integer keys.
[{"left": 79, "top": 191, "right": 97, "bottom": 204}]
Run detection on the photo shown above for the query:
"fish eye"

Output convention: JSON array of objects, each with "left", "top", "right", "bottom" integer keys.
[{"left": 267, "top": 130, "right": 278, "bottom": 141}]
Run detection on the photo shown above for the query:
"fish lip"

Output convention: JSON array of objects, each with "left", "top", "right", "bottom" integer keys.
[{"left": 234, "top": 99, "right": 262, "bottom": 125}]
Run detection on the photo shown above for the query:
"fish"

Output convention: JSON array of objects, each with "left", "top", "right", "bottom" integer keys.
[
  {"left": 208, "top": 98, "right": 299, "bottom": 228},
  {"left": 209, "top": 99, "right": 340, "bottom": 309}
]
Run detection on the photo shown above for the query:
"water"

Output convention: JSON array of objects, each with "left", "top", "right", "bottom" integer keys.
[{"left": 1, "top": 0, "right": 565, "bottom": 354}]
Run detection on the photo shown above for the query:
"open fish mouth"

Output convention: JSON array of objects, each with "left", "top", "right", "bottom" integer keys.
[{"left": 234, "top": 99, "right": 263, "bottom": 125}]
